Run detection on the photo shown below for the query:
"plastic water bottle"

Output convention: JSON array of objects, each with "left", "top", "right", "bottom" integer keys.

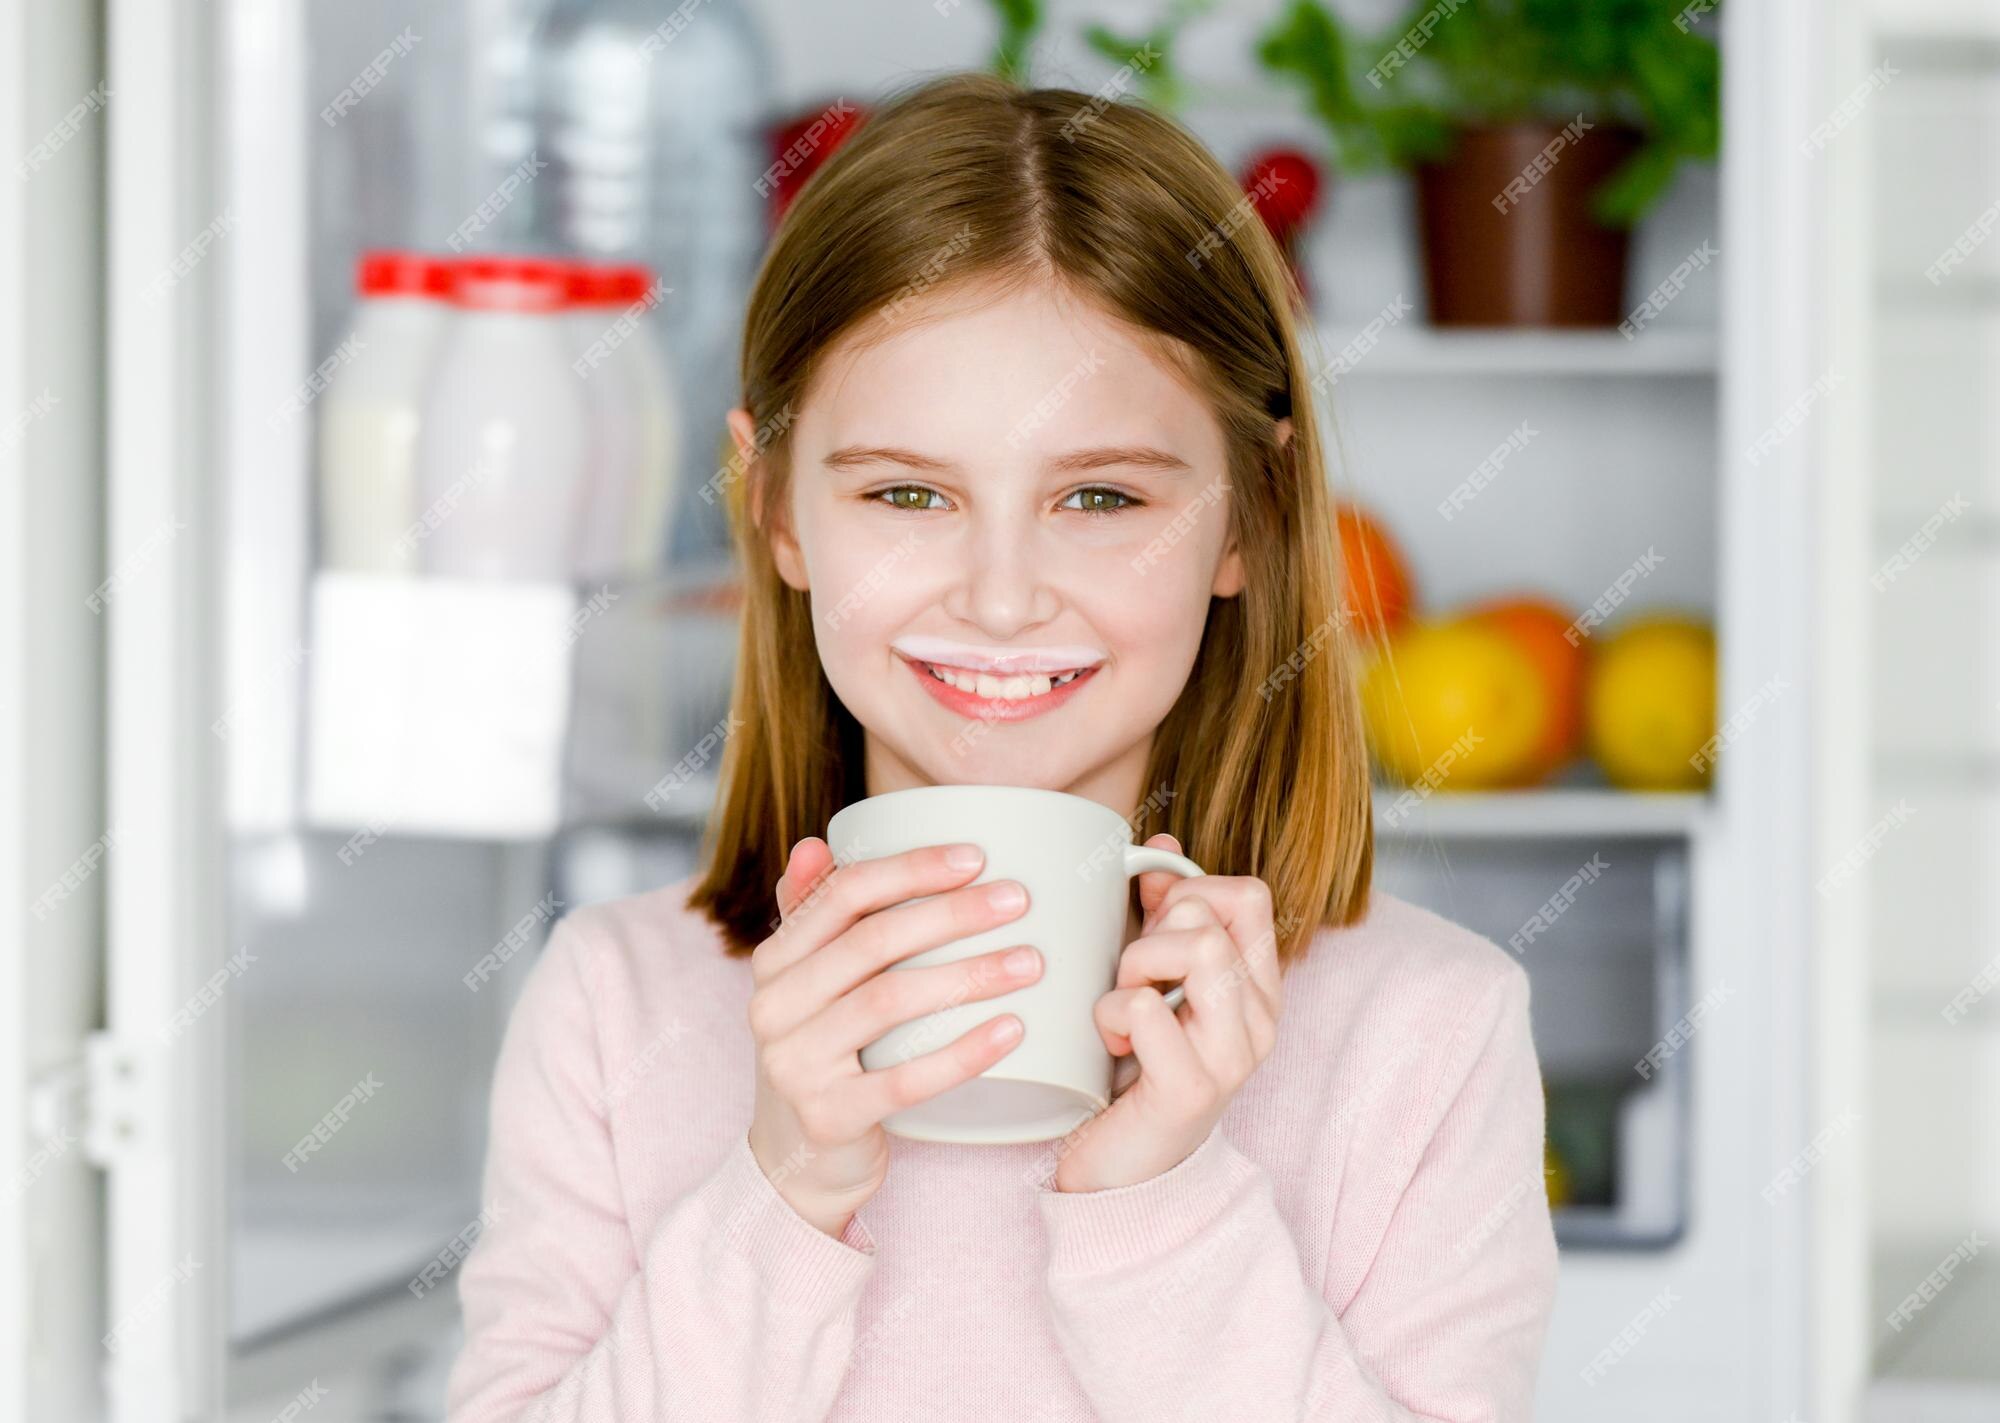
[
  {"left": 318, "top": 251, "right": 453, "bottom": 573},
  {"left": 564, "top": 262, "right": 680, "bottom": 581},
  {"left": 415, "top": 256, "right": 587, "bottom": 581},
  {"left": 515, "top": 0, "right": 771, "bottom": 565}
]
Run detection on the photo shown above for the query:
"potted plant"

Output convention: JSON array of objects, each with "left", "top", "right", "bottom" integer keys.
[{"left": 1257, "top": 0, "right": 1721, "bottom": 326}]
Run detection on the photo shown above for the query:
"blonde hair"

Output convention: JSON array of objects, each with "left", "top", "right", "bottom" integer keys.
[{"left": 688, "top": 71, "right": 1371, "bottom": 969}]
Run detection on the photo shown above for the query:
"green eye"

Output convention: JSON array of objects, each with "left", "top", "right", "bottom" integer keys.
[
  {"left": 875, "top": 485, "right": 945, "bottom": 512},
  {"left": 1064, "top": 486, "right": 1134, "bottom": 516}
]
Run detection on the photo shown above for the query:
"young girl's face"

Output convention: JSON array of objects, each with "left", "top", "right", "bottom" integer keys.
[{"left": 733, "top": 276, "right": 1252, "bottom": 812}]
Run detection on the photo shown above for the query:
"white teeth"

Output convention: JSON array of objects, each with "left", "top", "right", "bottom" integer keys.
[{"left": 921, "top": 661, "right": 1089, "bottom": 701}]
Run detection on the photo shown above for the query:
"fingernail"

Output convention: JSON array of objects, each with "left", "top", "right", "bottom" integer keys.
[
  {"left": 1003, "top": 947, "right": 1040, "bottom": 976},
  {"left": 985, "top": 881, "right": 1027, "bottom": 913},
  {"left": 991, "top": 1015, "right": 1023, "bottom": 1042},
  {"left": 945, "top": 843, "right": 983, "bottom": 870}
]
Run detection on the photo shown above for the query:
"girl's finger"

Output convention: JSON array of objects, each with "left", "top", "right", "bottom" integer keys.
[
  {"left": 1112, "top": 924, "right": 1202, "bottom": 995},
  {"left": 775, "top": 837, "right": 834, "bottom": 921},
  {"left": 1103, "top": 987, "right": 1209, "bottom": 1103},
  {"left": 1105, "top": 895, "right": 1199, "bottom": 1054},
  {"left": 1096, "top": 931, "right": 1251, "bottom": 1067},
  {"left": 1109, "top": 922, "right": 1250, "bottom": 1033},
  {"left": 799, "top": 936, "right": 1037, "bottom": 1062},
  {"left": 838, "top": 1010, "right": 1028, "bottom": 1140},
  {"left": 1094, "top": 984, "right": 1164, "bottom": 1057},
  {"left": 756, "top": 842, "right": 987, "bottom": 982},
  {"left": 1133, "top": 832, "right": 1186, "bottom": 925},
  {"left": 1151, "top": 913, "right": 1255, "bottom": 1081},
  {"left": 1152, "top": 876, "right": 1284, "bottom": 1012}
]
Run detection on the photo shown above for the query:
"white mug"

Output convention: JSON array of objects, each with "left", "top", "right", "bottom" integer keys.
[{"left": 827, "top": 783, "right": 1204, "bottom": 1145}]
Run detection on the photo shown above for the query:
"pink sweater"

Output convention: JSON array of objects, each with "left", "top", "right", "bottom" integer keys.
[{"left": 445, "top": 875, "right": 1559, "bottom": 1423}]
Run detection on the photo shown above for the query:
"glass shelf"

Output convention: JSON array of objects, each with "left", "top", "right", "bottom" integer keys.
[
  {"left": 1373, "top": 786, "right": 1713, "bottom": 840},
  {"left": 1307, "top": 322, "right": 1720, "bottom": 379}
]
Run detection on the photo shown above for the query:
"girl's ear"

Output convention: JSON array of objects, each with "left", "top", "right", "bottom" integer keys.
[
  {"left": 1212, "top": 537, "right": 1246, "bottom": 598},
  {"left": 728, "top": 406, "right": 810, "bottom": 592},
  {"left": 1211, "top": 417, "right": 1292, "bottom": 599}
]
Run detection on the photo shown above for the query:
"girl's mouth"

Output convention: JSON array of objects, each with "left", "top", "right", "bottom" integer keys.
[{"left": 899, "top": 654, "right": 1100, "bottom": 722}]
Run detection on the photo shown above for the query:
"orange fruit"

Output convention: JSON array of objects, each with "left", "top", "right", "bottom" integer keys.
[
  {"left": 1585, "top": 615, "right": 1717, "bottom": 790},
  {"left": 1335, "top": 502, "right": 1415, "bottom": 642},
  {"left": 1469, "top": 595, "right": 1585, "bottom": 783},
  {"left": 1359, "top": 617, "right": 1549, "bottom": 789}
]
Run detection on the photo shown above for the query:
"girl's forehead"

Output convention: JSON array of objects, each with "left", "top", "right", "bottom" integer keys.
[{"left": 800, "top": 278, "right": 1219, "bottom": 454}]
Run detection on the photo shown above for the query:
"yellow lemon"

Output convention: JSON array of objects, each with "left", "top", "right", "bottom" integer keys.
[
  {"left": 1544, "top": 1139, "right": 1572, "bottom": 1209},
  {"left": 1585, "top": 615, "right": 1717, "bottom": 789}
]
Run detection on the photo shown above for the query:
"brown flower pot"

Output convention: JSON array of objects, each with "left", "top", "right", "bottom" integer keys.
[{"left": 1414, "top": 120, "right": 1645, "bottom": 327}]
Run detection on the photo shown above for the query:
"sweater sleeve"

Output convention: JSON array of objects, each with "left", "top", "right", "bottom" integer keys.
[
  {"left": 444, "top": 911, "right": 879, "bottom": 1423},
  {"left": 1030, "top": 963, "right": 1557, "bottom": 1423}
]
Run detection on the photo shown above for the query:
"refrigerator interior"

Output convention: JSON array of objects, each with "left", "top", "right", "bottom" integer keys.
[
  {"left": 221, "top": 0, "right": 755, "bottom": 1348},
  {"left": 1375, "top": 835, "right": 1692, "bottom": 1250}
]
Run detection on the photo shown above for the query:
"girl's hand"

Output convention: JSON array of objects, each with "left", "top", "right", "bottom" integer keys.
[
  {"left": 1051, "top": 835, "right": 1283, "bottom": 1194},
  {"left": 746, "top": 837, "right": 1042, "bottom": 1238}
]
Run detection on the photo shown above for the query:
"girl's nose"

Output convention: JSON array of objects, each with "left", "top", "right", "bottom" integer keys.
[{"left": 940, "top": 518, "right": 1061, "bottom": 636}]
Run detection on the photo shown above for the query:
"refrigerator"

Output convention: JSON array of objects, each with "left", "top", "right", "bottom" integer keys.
[{"left": 18, "top": 0, "right": 1987, "bottom": 1419}]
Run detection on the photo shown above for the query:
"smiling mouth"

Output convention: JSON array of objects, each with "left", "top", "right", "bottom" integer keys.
[
  {"left": 896, "top": 652, "right": 1102, "bottom": 721},
  {"left": 913, "top": 660, "right": 1091, "bottom": 699}
]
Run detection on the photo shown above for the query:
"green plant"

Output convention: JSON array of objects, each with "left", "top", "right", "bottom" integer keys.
[
  {"left": 1082, "top": 0, "right": 1218, "bottom": 114},
  {"left": 985, "top": 0, "right": 1043, "bottom": 84},
  {"left": 1256, "top": 0, "right": 1721, "bottom": 227},
  {"left": 982, "top": 0, "right": 1214, "bottom": 112}
]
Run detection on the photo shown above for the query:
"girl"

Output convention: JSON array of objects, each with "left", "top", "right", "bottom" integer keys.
[{"left": 448, "top": 72, "right": 1557, "bottom": 1423}]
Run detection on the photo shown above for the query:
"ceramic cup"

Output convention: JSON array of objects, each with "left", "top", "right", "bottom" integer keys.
[{"left": 826, "top": 783, "right": 1204, "bottom": 1145}]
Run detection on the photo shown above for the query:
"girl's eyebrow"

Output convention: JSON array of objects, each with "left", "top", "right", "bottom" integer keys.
[
  {"left": 821, "top": 444, "right": 1192, "bottom": 474},
  {"left": 823, "top": 445, "right": 952, "bottom": 471},
  {"left": 1049, "top": 445, "right": 1192, "bottom": 474}
]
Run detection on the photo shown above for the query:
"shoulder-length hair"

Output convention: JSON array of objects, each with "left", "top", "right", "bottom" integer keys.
[{"left": 686, "top": 70, "right": 1372, "bottom": 969}]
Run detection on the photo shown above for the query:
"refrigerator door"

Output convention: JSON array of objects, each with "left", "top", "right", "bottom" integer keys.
[
  {"left": 2, "top": 1, "right": 110, "bottom": 1419},
  {"left": 99, "top": 2, "right": 230, "bottom": 1417}
]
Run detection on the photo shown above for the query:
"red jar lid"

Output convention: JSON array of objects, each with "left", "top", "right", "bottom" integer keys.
[
  {"left": 358, "top": 250, "right": 452, "bottom": 299},
  {"left": 565, "top": 261, "right": 659, "bottom": 308}
]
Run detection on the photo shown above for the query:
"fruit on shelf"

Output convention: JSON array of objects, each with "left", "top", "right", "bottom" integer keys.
[
  {"left": 1334, "top": 501, "right": 1415, "bottom": 643},
  {"left": 1241, "top": 147, "right": 1323, "bottom": 302},
  {"left": 1244, "top": 147, "right": 1322, "bottom": 236},
  {"left": 1359, "top": 616, "right": 1548, "bottom": 789},
  {"left": 1468, "top": 594, "right": 1586, "bottom": 784},
  {"left": 1584, "top": 614, "right": 1717, "bottom": 790},
  {"left": 1544, "top": 1138, "right": 1572, "bottom": 1209}
]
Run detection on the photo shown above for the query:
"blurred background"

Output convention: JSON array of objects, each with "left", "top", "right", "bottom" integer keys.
[{"left": 1, "top": 0, "right": 1994, "bottom": 1419}]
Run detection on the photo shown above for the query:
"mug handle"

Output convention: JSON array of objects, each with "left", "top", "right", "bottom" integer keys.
[{"left": 1120, "top": 844, "right": 1205, "bottom": 1012}]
